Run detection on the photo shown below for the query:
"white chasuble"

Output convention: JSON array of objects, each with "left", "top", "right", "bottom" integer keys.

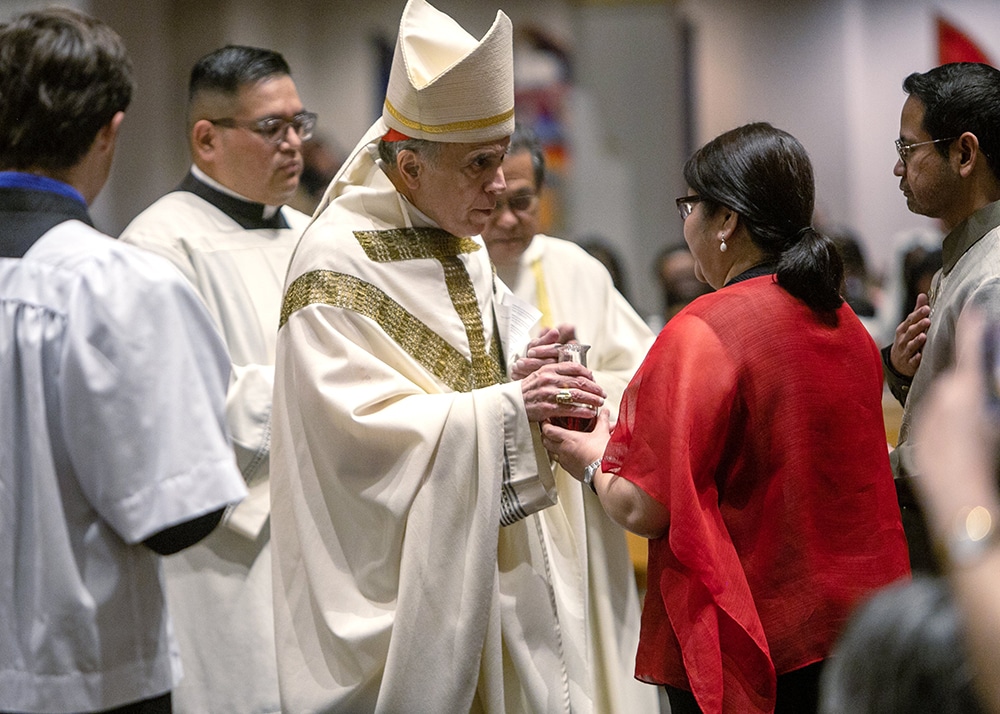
[{"left": 272, "top": 122, "right": 588, "bottom": 713}]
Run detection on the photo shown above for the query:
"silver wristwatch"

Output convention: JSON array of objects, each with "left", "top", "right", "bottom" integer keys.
[{"left": 582, "top": 459, "right": 601, "bottom": 494}]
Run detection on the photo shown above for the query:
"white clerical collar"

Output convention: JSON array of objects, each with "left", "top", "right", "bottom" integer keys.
[{"left": 190, "top": 164, "right": 280, "bottom": 219}]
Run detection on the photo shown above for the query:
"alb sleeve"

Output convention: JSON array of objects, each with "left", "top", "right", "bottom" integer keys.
[{"left": 59, "top": 249, "right": 247, "bottom": 544}]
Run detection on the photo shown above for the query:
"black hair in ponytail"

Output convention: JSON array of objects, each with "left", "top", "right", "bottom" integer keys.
[{"left": 683, "top": 122, "right": 843, "bottom": 312}]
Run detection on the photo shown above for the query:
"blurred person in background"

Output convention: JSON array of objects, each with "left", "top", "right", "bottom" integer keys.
[
  {"left": 652, "top": 242, "right": 713, "bottom": 329},
  {"left": 819, "top": 577, "right": 984, "bottom": 714},
  {"left": 580, "top": 236, "right": 632, "bottom": 304},
  {"left": 908, "top": 311, "right": 1000, "bottom": 714}
]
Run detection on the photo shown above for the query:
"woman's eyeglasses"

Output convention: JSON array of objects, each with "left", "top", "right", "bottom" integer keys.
[{"left": 675, "top": 195, "right": 703, "bottom": 220}]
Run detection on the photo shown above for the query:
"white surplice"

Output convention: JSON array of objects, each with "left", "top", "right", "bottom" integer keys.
[
  {"left": 1, "top": 214, "right": 246, "bottom": 713},
  {"left": 120, "top": 183, "right": 308, "bottom": 714}
]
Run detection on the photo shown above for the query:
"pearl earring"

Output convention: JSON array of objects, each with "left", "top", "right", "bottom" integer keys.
[{"left": 720, "top": 235, "right": 728, "bottom": 252}]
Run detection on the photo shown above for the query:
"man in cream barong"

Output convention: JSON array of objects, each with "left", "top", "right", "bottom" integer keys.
[{"left": 270, "top": 1, "right": 622, "bottom": 712}]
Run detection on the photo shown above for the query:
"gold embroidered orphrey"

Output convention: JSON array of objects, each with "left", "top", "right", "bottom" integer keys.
[{"left": 280, "top": 227, "right": 505, "bottom": 392}]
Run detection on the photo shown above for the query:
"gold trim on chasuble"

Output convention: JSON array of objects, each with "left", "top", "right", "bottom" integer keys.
[{"left": 279, "top": 227, "right": 505, "bottom": 392}]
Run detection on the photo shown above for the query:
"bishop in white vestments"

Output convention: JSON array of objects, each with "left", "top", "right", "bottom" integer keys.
[{"left": 270, "top": 2, "right": 613, "bottom": 712}]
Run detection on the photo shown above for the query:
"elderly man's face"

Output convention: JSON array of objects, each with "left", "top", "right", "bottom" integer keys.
[
  {"left": 481, "top": 150, "right": 540, "bottom": 266},
  {"left": 411, "top": 138, "right": 509, "bottom": 237}
]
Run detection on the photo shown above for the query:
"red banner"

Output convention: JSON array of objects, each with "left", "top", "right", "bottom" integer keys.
[{"left": 937, "top": 15, "right": 993, "bottom": 66}]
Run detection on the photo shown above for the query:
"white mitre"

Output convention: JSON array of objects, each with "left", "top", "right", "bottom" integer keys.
[
  {"left": 310, "top": 0, "right": 514, "bottom": 214},
  {"left": 382, "top": 0, "right": 514, "bottom": 143}
]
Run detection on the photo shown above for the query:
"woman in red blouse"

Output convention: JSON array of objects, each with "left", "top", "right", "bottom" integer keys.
[{"left": 540, "top": 123, "right": 910, "bottom": 714}]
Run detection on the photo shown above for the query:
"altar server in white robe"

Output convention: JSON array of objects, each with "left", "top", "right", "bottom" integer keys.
[
  {"left": 482, "top": 124, "right": 660, "bottom": 713},
  {"left": 270, "top": 1, "right": 615, "bottom": 712},
  {"left": 0, "top": 9, "right": 246, "bottom": 713},
  {"left": 120, "top": 46, "right": 312, "bottom": 714}
]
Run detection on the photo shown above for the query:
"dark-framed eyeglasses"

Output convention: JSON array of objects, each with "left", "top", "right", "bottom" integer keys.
[
  {"left": 208, "top": 111, "right": 317, "bottom": 145},
  {"left": 894, "top": 136, "right": 958, "bottom": 165},
  {"left": 675, "top": 194, "right": 703, "bottom": 220},
  {"left": 494, "top": 192, "right": 538, "bottom": 214}
]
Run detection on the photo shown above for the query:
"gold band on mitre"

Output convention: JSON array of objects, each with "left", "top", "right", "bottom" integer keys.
[{"left": 382, "top": 0, "right": 515, "bottom": 144}]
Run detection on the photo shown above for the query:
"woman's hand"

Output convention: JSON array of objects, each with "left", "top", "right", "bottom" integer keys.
[
  {"left": 544, "top": 410, "right": 669, "bottom": 539},
  {"left": 541, "top": 408, "right": 612, "bottom": 479}
]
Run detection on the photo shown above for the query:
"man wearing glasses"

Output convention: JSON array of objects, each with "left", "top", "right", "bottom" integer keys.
[
  {"left": 120, "top": 45, "right": 314, "bottom": 714},
  {"left": 883, "top": 62, "right": 1000, "bottom": 573}
]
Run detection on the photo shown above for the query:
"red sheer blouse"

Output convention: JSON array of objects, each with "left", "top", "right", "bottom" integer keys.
[{"left": 604, "top": 275, "right": 910, "bottom": 713}]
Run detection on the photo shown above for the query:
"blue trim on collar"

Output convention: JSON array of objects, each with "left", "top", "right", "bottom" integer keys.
[{"left": 0, "top": 172, "right": 87, "bottom": 207}]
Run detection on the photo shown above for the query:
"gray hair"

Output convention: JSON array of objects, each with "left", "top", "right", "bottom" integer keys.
[
  {"left": 508, "top": 123, "right": 545, "bottom": 189},
  {"left": 377, "top": 137, "right": 441, "bottom": 169}
]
